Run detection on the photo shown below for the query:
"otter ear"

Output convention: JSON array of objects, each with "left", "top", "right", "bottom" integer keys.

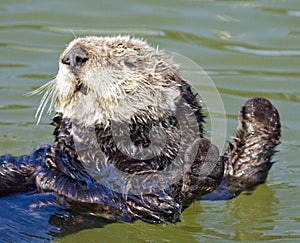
[{"left": 123, "top": 54, "right": 141, "bottom": 70}]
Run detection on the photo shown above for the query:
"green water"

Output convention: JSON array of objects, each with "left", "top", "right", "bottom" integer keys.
[{"left": 0, "top": 0, "right": 299, "bottom": 242}]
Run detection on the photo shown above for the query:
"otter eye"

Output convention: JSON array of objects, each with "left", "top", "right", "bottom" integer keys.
[
  {"left": 124, "top": 61, "right": 135, "bottom": 69},
  {"left": 62, "top": 45, "right": 89, "bottom": 71}
]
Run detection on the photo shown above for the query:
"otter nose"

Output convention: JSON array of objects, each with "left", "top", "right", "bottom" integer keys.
[{"left": 61, "top": 45, "right": 88, "bottom": 71}]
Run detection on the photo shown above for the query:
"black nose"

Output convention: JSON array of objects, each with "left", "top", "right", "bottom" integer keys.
[{"left": 61, "top": 45, "right": 88, "bottom": 71}]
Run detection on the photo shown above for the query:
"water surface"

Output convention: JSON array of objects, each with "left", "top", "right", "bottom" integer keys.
[{"left": 0, "top": 0, "right": 299, "bottom": 242}]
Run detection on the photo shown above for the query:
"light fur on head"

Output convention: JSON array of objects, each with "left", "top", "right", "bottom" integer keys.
[{"left": 35, "top": 36, "right": 181, "bottom": 127}]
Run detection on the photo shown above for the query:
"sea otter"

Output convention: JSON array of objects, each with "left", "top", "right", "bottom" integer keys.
[{"left": 0, "top": 36, "right": 281, "bottom": 223}]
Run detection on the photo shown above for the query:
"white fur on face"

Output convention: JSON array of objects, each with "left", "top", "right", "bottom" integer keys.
[{"left": 36, "top": 36, "right": 181, "bottom": 127}]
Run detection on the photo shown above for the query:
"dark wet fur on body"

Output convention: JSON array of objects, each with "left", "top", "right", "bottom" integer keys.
[{"left": 0, "top": 96, "right": 281, "bottom": 223}]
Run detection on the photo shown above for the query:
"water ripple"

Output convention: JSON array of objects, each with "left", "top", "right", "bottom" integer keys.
[
  {"left": 0, "top": 104, "right": 31, "bottom": 110},
  {"left": 162, "top": 30, "right": 300, "bottom": 57},
  {"left": 42, "top": 26, "right": 166, "bottom": 37},
  {"left": 227, "top": 46, "right": 300, "bottom": 57},
  {"left": 217, "top": 87, "right": 299, "bottom": 103}
]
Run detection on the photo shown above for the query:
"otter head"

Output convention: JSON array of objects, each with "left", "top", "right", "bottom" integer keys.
[{"left": 36, "top": 36, "right": 182, "bottom": 127}]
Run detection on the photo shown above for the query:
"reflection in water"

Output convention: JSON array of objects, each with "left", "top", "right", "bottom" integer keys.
[
  {"left": 0, "top": 192, "right": 118, "bottom": 241},
  {"left": 192, "top": 185, "right": 278, "bottom": 241},
  {"left": 224, "top": 185, "right": 277, "bottom": 241},
  {"left": 0, "top": 193, "right": 59, "bottom": 241}
]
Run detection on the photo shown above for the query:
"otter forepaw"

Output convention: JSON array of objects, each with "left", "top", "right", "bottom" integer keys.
[{"left": 179, "top": 138, "right": 224, "bottom": 206}]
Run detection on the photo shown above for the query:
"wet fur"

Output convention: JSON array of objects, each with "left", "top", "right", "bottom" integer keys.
[{"left": 0, "top": 36, "right": 281, "bottom": 224}]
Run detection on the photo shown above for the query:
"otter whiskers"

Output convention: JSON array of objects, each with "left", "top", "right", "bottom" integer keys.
[{"left": 29, "top": 79, "right": 58, "bottom": 124}]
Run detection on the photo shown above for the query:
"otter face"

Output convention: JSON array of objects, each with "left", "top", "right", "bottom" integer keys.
[{"left": 36, "top": 36, "right": 181, "bottom": 127}]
